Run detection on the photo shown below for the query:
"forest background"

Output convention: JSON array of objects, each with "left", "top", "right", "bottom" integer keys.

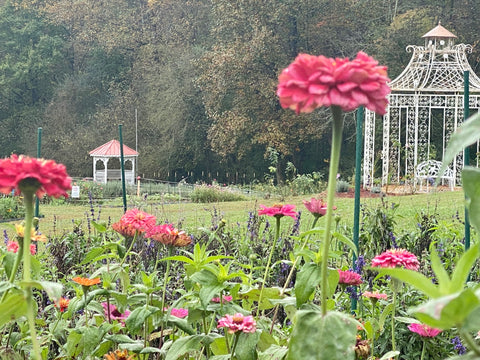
[{"left": 1, "top": 0, "right": 479, "bottom": 184}]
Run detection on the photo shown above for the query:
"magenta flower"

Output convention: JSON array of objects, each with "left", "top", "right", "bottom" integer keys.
[
  {"left": 217, "top": 313, "right": 256, "bottom": 334},
  {"left": 112, "top": 208, "right": 156, "bottom": 237},
  {"left": 338, "top": 269, "right": 363, "bottom": 286},
  {"left": 102, "top": 302, "right": 130, "bottom": 325},
  {"left": 164, "top": 307, "right": 188, "bottom": 318},
  {"left": 371, "top": 249, "right": 419, "bottom": 271},
  {"left": 277, "top": 51, "right": 391, "bottom": 115},
  {"left": 212, "top": 295, "right": 233, "bottom": 303},
  {"left": 303, "top": 198, "right": 336, "bottom": 218},
  {"left": 258, "top": 204, "right": 297, "bottom": 219},
  {"left": 408, "top": 323, "right": 442, "bottom": 337}
]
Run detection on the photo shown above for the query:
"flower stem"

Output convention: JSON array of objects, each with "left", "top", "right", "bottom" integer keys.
[
  {"left": 257, "top": 216, "right": 281, "bottom": 317},
  {"left": 460, "top": 329, "right": 480, "bottom": 356},
  {"left": 22, "top": 190, "right": 42, "bottom": 359},
  {"left": 391, "top": 289, "right": 397, "bottom": 354},
  {"left": 159, "top": 246, "right": 174, "bottom": 344},
  {"left": 420, "top": 339, "right": 426, "bottom": 360},
  {"left": 230, "top": 332, "right": 240, "bottom": 359},
  {"left": 320, "top": 105, "right": 344, "bottom": 316}
]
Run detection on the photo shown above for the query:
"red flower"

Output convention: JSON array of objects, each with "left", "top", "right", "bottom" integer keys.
[
  {"left": 371, "top": 249, "right": 419, "bottom": 271},
  {"left": 217, "top": 313, "right": 256, "bottom": 334},
  {"left": 338, "top": 269, "right": 363, "bottom": 286},
  {"left": 112, "top": 208, "right": 156, "bottom": 237},
  {"left": 408, "top": 323, "right": 442, "bottom": 337},
  {"left": 277, "top": 52, "right": 390, "bottom": 115},
  {"left": 363, "top": 291, "right": 388, "bottom": 301},
  {"left": 303, "top": 198, "right": 336, "bottom": 218},
  {"left": 258, "top": 204, "right": 297, "bottom": 219},
  {"left": 55, "top": 297, "right": 70, "bottom": 312},
  {"left": 146, "top": 223, "right": 192, "bottom": 247},
  {"left": 0, "top": 155, "right": 71, "bottom": 198}
]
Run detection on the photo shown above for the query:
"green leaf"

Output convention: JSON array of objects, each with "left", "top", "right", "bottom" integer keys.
[
  {"left": 2, "top": 251, "right": 16, "bottom": 279},
  {"left": 379, "top": 351, "right": 400, "bottom": 360},
  {"left": 165, "top": 335, "right": 205, "bottom": 360},
  {"left": 373, "top": 267, "right": 441, "bottom": 298},
  {"left": 125, "top": 305, "right": 161, "bottom": 334},
  {"left": 429, "top": 244, "right": 451, "bottom": 295},
  {"left": 0, "top": 292, "right": 27, "bottom": 328},
  {"left": 91, "top": 220, "right": 107, "bottom": 233},
  {"left": 379, "top": 303, "right": 394, "bottom": 332},
  {"left": 81, "top": 247, "right": 106, "bottom": 265},
  {"left": 66, "top": 331, "right": 83, "bottom": 357},
  {"left": 19, "top": 280, "right": 63, "bottom": 303},
  {"left": 332, "top": 232, "right": 358, "bottom": 256},
  {"left": 294, "top": 262, "right": 321, "bottom": 307},
  {"left": 450, "top": 244, "right": 479, "bottom": 290},
  {"left": 235, "top": 331, "right": 260, "bottom": 360},
  {"left": 287, "top": 311, "right": 357, "bottom": 360},
  {"left": 326, "top": 268, "right": 340, "bottom": 299},
  {"left": 438, "top": 112, "right": 480, "bottom": 182},
  {"left": 258, "top": 345, "right": 288, "bottom": 360},
  {"left": 462, "top": 167, "right": 480, "bottom": 235}
]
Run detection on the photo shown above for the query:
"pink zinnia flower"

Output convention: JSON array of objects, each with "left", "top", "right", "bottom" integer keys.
[
  {"left": 408, "top": 323, "right": 442, "bottom": 337},
  {"left": 6, "top": 241, "right": 36, "bottom": 255},
  {"left": 164, "top": 307, "right": 189, "bottom": 318},
  {"left": 212, "top": 295, "right": 233, "bottom": 303},
  {"left": 363, "top": 291, "right": 388, "bottom": 301},
  {"left": 146, "top": 223, "right": 192, "bottom": 247},
  {"left": 0, "top": 155, "right": 71, "bottom": 198},
  {"left": 102, "top": 302, "right": 130, "bottom": 325},
  {"left": 258, "top": 204, "right": 297, "bottom": 219},
  {"left": 277, "top": 52, "right": 390, "bottom": 115},
  {"left": 338, "top": 269, "right": 363, "bottom": 286},
  {"left": 218, "top": 313, "right": 256, "bottom": 334},
  {"left": 303, "top": 198, "right": 336, "bottom": 218},
  {"left": 112, "top": 208, "right": 156, "bottom": 237},
  {"left": 371, "top": 249, "right": 419, "bottom": 271}
]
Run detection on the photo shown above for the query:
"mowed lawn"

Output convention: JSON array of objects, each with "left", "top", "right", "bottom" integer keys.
[{"left": 0, "top": 189, "right": 467, "bottom": 240}]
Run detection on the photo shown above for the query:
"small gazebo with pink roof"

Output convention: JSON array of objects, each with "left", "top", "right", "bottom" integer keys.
[{"left": 89, "top": 140, "right": 138, "bottom": 184}]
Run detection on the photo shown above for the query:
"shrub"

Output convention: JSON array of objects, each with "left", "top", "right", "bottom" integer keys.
[
  {"left": 189, "top": 184, "right": 247, "bottom": 203},
  {"left": 336, "top": 180, "right": 351, "bottom": 193},
  {"left": 0, "top": 196, "right": 24, "bottom": 220}
]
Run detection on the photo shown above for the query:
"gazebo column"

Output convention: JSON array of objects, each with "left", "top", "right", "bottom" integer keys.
[{"left": 104, "top": 158, "right": 108, "bottom": 184}]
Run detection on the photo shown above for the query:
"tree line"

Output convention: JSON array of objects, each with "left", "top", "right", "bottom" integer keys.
[{"left": 1, "top": 0, "right": 479, "bottom": 183}]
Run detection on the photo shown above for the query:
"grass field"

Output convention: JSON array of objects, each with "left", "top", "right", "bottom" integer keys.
[{"left": 0, "top": 188, "right": 468, "bottom": 240}]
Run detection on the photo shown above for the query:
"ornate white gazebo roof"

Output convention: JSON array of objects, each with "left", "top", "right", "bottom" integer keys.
[
  {"left": 89, "top": 140, "right": 138, "bottom": 184},
  {"left": 363, "top": 23, "right": 480, "bottom": 189}
]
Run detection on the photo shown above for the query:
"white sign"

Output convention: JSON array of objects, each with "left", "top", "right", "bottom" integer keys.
[{"left": 71, "top": 186, "right": 80, "bottom": 198}]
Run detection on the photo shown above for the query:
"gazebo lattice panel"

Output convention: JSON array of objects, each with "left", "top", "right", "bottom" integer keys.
[{"left": 363, "top": 23, "right": 480, "bottom": 189}]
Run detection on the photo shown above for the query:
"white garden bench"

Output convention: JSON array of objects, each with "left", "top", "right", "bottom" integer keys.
[{"left": 415, "top": 160, "right": 455, "bottom": 191}]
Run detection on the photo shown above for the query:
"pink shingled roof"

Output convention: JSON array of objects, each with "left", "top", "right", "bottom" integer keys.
[{"left": 89, "top": 140, "right": 138, "bottom": 156}]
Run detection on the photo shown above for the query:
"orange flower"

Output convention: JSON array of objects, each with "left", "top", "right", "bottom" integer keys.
[
  {"left": 55, "top": 297, "right": 70, "bottom": 312},
  {"left": 104, "top": 349, "right": 136, "bottom": 360},
  {"left": 146, "top": 224, "right": 192, "bottom": 247},
  {"left": 15, "top": 224, "right": 47, "bottom": 242},
  {"left": 72, "top": 276, "right": 101, "bottom": 287}
]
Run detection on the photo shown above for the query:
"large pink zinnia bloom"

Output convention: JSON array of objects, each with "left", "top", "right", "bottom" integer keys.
[
  {"left": 277, "top": 51, "right": 390, "bottom": 115},
  {"left": 112, "top": 208, "right": 156, "bottom": 237},
  {"left": 338, "top": 269, "right": 363, "bottom": 286},
  {"left": 0, "top": 155, "right": 71, "bottom": 198},
  {"left": 217, "top": 313, "right": 256, "bottom": 334},
  {"left": 371, "top": 249, "right": 419, "bottom": 271},
  {"left": 258, "top": 204, "right": 297, "bottom": 219},
  {"left": 303, "top": 198, "right": 336, "bottom": 218},
  {"left": 363, "top": 291, "right": 388, "bottom": 301},
  {"left": 164, "top": 307, "right": 189, "bottom": 318},
  {"left": 102, "top": 302, "right": 130, "bottom": 325},
  {"left": 408, "top": 323, "right": 442, "bottom": 337}
]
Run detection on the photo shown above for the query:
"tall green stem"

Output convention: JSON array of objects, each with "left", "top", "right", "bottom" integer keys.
[
  {"left": 257, "top": 216, "right": 281, "bottom": 317},
  {"left": 391, "top": 289, "right": 397, "bottom": 354},
  {"left": 22, "top": 190, "right": 42, "bottom": 359},
  {"left": 320, "top": 105, "right": 344, "bottom": 316}
]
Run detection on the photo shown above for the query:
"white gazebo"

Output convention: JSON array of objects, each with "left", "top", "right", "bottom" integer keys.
[
  {"left": 363, "top": 23, "right": 480, "bottom": 189},
  {"left": 89, "top": 140, "right": 139, "bottom": 184}
]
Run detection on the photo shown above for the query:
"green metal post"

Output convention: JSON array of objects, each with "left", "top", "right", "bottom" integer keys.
[
  {"left": 351, "top": 106, "right": 364, "bottom": 312},
  {"left": 119, "top": 125, "right": 127, "bottom": 213},
  {"left": 35, "top": 128, "right": 42, "bottom": 221},
  {"left": 464, "top": 71, "right": 471, "bottom": 251}
]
